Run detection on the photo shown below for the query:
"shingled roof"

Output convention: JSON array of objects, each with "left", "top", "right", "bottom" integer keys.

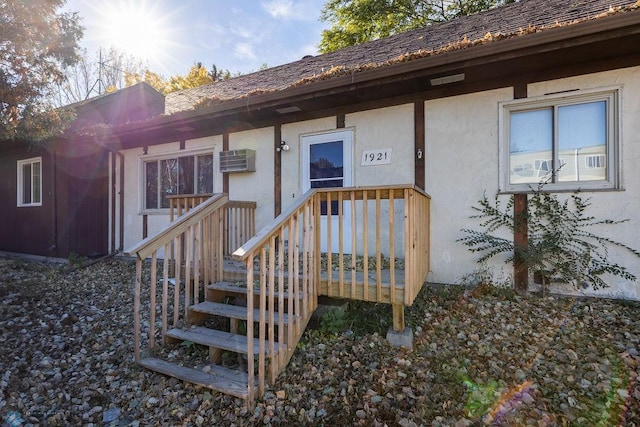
[{"left": 165, "top": 0, "right": 639, "bottom": 114}]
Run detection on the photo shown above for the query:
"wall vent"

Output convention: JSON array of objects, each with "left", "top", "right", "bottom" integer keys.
[{"left": 219, "top": 149, "right": 256, "bottom": 173}]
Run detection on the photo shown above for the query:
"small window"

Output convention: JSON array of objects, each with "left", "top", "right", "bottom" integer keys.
[
  {"left": 500, "top": 88, "right": 619, "bottom": 192},
  {"left": 586, "top": 154, "right": 606, "bottom": 169},
  {"left": 17, "top": 157, "right": 42, "bottom": 207},
  {"left": 143, "top": 151, "right": 214, "bottom": 211}
]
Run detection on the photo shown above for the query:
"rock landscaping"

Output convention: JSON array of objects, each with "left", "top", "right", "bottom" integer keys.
[{"left": 0, "top": 258, "right": 638, "bottom": 426}]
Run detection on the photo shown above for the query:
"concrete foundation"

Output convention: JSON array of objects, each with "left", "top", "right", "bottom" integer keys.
[{"left": 386, "top": 327, "right": 414, "bottom": 351}]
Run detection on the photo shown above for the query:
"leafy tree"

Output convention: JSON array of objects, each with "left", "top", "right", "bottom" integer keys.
[
  {"left": 54, "top": 47, "right": 145, "bottom": 105},
  {"left": 458, "top": 183, "right": 640, "bottom": 294},
  {"left": 0, "top": 0, "right": 83, "bottom": 142},
  {"left": 124, "top": 69, "right": 168, "bottom": 93},
  {"left": 125, "top": 63, "right": 232, "bottom": 95},
  {"left": 319, "top": 0, "right": 517, "bottom": 53}
]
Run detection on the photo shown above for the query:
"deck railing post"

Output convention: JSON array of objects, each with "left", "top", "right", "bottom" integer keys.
[{"left": 134, "top": 257, "right": 142, "bottom": 363}]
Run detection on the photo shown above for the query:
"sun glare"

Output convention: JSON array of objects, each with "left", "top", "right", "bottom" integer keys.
[{"left": 101, "top": 2, "right": 169, "bottom": 62}]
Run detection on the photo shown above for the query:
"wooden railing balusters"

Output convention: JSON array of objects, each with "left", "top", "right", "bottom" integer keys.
[
  {"left": 162, "top": 243, "right": 170, "bottom": 339},
  {"left": 131, "top": 186, "right": 429, "bottom": 407},
  {"left": 150, "top": 253, "right": 157, "bottom": 349}
]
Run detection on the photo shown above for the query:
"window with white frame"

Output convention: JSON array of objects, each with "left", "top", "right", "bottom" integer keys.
[
  {"left": 500, "top": 88, "right": 619, "bottom": 192},
  {"left": 17, "top": 157, "right": 42, "bottom": 207},
  {"left": 143, "top": 151, "right": 214, "bottom": 211}
]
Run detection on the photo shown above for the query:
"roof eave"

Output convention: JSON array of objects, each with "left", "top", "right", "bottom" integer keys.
[{"left": 107, "top": 8, "right": 640, "bottom": 141}]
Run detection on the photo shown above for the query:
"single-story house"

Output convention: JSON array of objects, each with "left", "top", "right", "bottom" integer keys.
[
  {"left": 2, "top": 0, "right": 640, "bottom": 404},
  {"left": 115, "top": 0, "right": 639, "bottom": 300}
]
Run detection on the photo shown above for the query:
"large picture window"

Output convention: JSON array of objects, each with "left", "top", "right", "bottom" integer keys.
[
  {"left": 500, "top": 88, "right": 619, "bottom": 192},
  {"left": 143, "top": 152, "right": 214, "bottom": 211},
  {"left": 17, "top": 157, "right": 42, "bottom": 207}
]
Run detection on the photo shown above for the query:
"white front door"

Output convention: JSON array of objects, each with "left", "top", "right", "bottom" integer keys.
[{"left": 302, "top": 130, "right": 353, "bottom": 254}]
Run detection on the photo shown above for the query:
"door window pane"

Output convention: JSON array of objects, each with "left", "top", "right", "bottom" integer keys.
[
  {"left": 311, "top": 179, "right": 343, "bottom": 189},
  {"left": 310, "top": 141, "right": 343, "bottom": 180}
]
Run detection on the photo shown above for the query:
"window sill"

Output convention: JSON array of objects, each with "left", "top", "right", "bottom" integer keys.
[{"left": 500, "top": 182, "right": 622, "bottom": 194}]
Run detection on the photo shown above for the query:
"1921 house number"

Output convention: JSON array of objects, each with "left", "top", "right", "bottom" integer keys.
[{"left": 361, "top": 148, "right": 392, "bottom": 166}]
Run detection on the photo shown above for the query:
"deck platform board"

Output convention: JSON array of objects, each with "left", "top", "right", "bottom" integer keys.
[
  {"left": 166, "top": 326, "right": 279, "bottom": 355},
  {"left": 190, "top": 301, "right": 294, "bottom": 324}
]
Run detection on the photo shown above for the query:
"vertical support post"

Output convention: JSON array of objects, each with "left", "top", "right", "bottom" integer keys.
[
  {"left": 274, "top": 125, "right": 282, "bottom": 218},
  {"left": 392, "top": 304, "right": 405, "bottom": 332},
  {"left": 514, "top": 193, "right": 528, "bottom": 292},
  {"left": 134, "top": 257, "right": 142, "bottom": 363},
  {"left": 414, "top": 101, "right": 425, "bottom": 190}
]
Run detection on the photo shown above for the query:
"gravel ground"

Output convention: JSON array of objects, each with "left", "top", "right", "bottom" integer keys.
[{"left": 0, "top": 257, "right": 638, "bottom": 426}]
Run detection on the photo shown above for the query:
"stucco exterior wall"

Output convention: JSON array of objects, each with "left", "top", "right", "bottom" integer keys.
[
  {"left": 346, "top": 104, "right": 415, "bottom": 187},
  {"left": 117, "top": 68, "right": 639, "bottom": 300},
  {"left": 121, "top": 135, "right": 222, "bottom": 252},
  {"left": 229, "top": 128, "right": 275, "bottom": 232},
  {"left": 425, "top": 88, "right": 514, "bottom": 287},
  {"left": 425, "top": 67, "right": 640, "bottom": 300}
]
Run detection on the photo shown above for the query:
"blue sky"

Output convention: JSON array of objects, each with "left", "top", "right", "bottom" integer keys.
[{"left": 64, "top": 0, "right": 328, "bottom": 78}]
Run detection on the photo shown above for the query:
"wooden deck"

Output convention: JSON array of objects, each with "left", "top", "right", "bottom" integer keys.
[
  {"left": 128, "top": 186, "right": 430, "bottom": 409},
  {"left": 221, "top": 257, "right": 407, "bottom": 304}
]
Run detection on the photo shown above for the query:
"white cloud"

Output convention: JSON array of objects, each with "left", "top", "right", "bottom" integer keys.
[
  {"left": 261, "top": 0, "right": 320, "bottom": 20},
  {"left": 234, "top": 42, "right": 258, "bottom": 61},
  {"left": 261, "top": 0, "right": 294, "bottom": 18}
]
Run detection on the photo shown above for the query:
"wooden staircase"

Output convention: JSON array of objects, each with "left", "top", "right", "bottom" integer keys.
[
  {"left": 138, "top": 279, "right": 305, "bottom": 401},
  {"left": 127, "top": 186, "right": 430, "bottom": 408}
]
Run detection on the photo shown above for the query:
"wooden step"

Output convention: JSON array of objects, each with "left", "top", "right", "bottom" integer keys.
[
  {"left": 207, "top": 281, "right": 304, "bottom": 299},
  {"left": 190, "top": 301, "right": 294, "bottom": 324},
  {"left": 166, "top": 326, "right": 279, "bottom": 355},
  {"left": 139, "top": 357, "right": 250, "bottom": 400}
]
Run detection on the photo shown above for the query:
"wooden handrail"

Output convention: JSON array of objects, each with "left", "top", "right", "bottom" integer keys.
[
  {"left": 233, "top": 185, "right": 431, "bottom": 261},
  {"left": 233, "top": 184, "right": 431, "bottom": 332},
  {"left": 127, "top": 194, "right": 228, "bottom": 259},
  {"left": 130, "top": 193, "right": 257, "bottom": 366},
  {"left": 233, "top": 189, "right": 315, "bottom": 260},
  {"left": 168, "top": 193, "right": 214, "bottom": 222}
]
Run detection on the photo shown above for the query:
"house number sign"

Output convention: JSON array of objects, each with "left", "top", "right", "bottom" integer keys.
[{"left": 361, "top": 148, "right": 392, "bottom": 166}]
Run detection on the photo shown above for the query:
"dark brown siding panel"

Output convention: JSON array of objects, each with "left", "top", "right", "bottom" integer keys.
[
  {"left": 0, "top": 145, "right": 55, "bottom": 256},
  {"left": 56, "top": 139, "right": 110, "bottom": 257}
]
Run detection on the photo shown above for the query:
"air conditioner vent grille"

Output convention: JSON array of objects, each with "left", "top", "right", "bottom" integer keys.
[{"left": 219, "top": 149, "right": 256, "bottom": 173}]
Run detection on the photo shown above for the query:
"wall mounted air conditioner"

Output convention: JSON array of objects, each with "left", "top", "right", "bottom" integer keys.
[{"left": 219, "top": 149, "right": 256, "bottom": 173}]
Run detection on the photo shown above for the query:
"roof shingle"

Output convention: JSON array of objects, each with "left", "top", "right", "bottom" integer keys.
[{"left": 165, "top": 0, "right": 638, "bottom": 114}]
